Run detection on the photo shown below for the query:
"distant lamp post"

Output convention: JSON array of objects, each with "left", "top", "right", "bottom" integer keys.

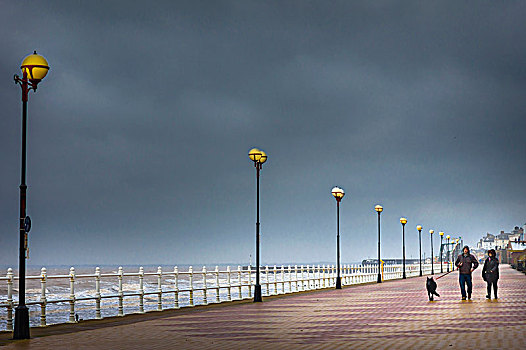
[
  {"left": 439, "top": 231, "right": 444, "bottom": 273},
  {"left": 400, "top": 218, "right": 407, "bottom": 279},
  {"left": 446, "top": 235, "right": 451, "bottom": 272},
  {"left": 429, "top": 230, "right": 434, "bottom": 275},
  {"left": 455, "top": 238, "right": 459, "bottom": 259},
  {"left": 248, "top": 147, "right": 267, "bottom": 302},
  {"left": 13, "top": 51, "right": 50, "bottom": 340},
  {"left": 331, "top": 186, "right": 345, "bottom": 289},
  {"left": 416, "top": 225, "right": 423, "bottom": 276},
  {"left": 375, "top": 205, "right": 383, "bottom": 283}
]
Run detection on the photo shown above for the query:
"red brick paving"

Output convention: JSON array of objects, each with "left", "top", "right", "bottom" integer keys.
[{"left": 1, "top": 265, "right": 525, "bottom": 349}]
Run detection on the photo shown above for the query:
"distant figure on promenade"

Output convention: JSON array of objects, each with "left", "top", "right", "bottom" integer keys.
[
  {"left": 455, "top": 245, "right": 479, "bottom": 300},
  {"left": 482, "top": 249, "right": 499, "bottom": 299}
]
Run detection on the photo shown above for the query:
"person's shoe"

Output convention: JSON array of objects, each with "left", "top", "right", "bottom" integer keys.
[
  {"left": 468, "top": 294, "right": 471, "bottom": 300},
  {"left": 486, "top": 295, "right": 490, "bottom": 299},
  {"left": 462, "top": 297, "right": 466, "bottom": 300}
]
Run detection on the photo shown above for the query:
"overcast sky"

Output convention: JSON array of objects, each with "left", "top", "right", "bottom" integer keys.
[{"left": 1, "top": 1, "right": 525, "bottom": 267}]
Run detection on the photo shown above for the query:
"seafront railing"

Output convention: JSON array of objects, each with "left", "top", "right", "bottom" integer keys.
[{"left": 0, "top": 262, "right": 449, "bottom": 331}]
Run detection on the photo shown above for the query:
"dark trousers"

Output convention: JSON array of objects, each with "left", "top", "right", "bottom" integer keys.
[
  {"left": 459, "top": 273, "right": 472, "bottom": 298},
  {"left": 486, "top": 280, "right": 498, "bottom": 298}
]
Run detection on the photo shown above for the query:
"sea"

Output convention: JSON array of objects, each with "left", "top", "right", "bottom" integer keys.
[{"left": 0, "top": 263, "right": 360, "bottom": 331}]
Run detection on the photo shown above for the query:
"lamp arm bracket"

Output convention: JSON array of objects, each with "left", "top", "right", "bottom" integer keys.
[{"left": 14, "top": 74, "right": 38, "bottom": 91}]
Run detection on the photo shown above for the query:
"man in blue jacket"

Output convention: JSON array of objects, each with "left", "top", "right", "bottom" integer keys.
[{"left": 455, "top": 245, "right": 479, "bottom": 300}]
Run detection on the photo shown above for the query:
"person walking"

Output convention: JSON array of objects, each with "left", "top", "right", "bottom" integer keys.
[
  {"left": 455, "top": 245, "right": 479, "bottom": 300},
  {"left": 482, "top": 249, "right": 499, "bottom": 299}
]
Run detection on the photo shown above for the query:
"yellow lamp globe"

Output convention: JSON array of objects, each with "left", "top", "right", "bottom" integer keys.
[
  {"left": 416, "top": 225, "right": 422, "bottom": 231},
  {"left": 439, "top": 231, "right": 444, "bottom": 236},
  {"left": 400, "top": 217, "right": 407, "bottom": 225},
  {"left": 258, "top": 150, "right": 268, "bottom": 164},
  {"left": 331, "top": 186, "right": 345, "bottom": 200},
  {"left": 446, "top": 235, "right": 450, "bottom": 239},
  {"left": 248, "top": 148, "right": 261, "bottom": 162},
  {"left": 21, "top": 51, "right": 49, "bottom": 82},
  {"left": 374, "top": 205, "right": 383, "bottom": 213},
  {"left": 429, "top": 229, "right": 434, "bottom": 234}
]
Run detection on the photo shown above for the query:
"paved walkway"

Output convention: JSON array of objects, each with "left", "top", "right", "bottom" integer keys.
[{"left": 1, "top": 265, "right": 525, "bottom": 349}]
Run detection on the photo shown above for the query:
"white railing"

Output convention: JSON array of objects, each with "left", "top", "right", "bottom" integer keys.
[{"left": 0, "top": 262, "right": 449, "bottom": 331}]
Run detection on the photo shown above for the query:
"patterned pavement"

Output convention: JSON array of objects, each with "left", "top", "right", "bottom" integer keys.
[{"left": 1, "top": 265, "right": 525, "bottom": 349}]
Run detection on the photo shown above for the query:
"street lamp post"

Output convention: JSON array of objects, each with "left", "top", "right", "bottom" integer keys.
[
  {"left": 439, "top": 231, "right": 444, "bottom": 273},
  {"left": 454, "top": 238, "right": 459, "bottom": 261},
  {"left": 429, "top": 230, "right": 434, "bottom": 275},
  {"left": 331, "top": 187, "right": 345, "bottom": 289},
  {"left": 13, "top": 51, "right": 49, "bottom": 340},
  {"left": 400, "top": 218, "right": 407, "bottom": 279},
  {"left": 248, "top": 148, "right": 267, "bottom": 302},
  {"left": 446, "top": 235, "right": 450, "bottom": 273},
  {"left": 375, "top": 205, "right": 383, "bottom": 283},
  {"left": 416, "top": 225, "right": 423, "bottom": 276}
]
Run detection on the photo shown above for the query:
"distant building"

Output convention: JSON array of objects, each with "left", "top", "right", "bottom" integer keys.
[{"left": 477, "top": 233, "right": 495, "bottom": 250}]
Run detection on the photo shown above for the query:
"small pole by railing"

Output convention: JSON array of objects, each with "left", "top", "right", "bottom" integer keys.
[
  {"left": 139, "top": 267, "right": 144, "bottom": 313},
  {"left": 306, "top": 265, "right": 310, "bottom": 290},
  {"left": 118, "top": 266, "right": 124, "bottom": 316},
  {"left": 247, "top": 265, "right": 252, "bottom": 298},
  {"left": 237, "top": 266, "right": 242, "bottom": 299},
  {"left": 215, "top": 266, "right": 220, "bottom": 303},
  {"left": 157, "top": 266, "right": 163, "bottom": 311},
  {"left": 294, "top": 265, "right": 299, "bottom": 292},
  {"left": 264, "top": 265, "right": 270, "bottom": 296},
  {"left": 274, "top": 265, "right": 278, "bottom": 295},
  {"left": 202, "top": 266, "right": 208, "bottom": 305},
  {"left": 280, "top": 265, "right": 285, "bottom": 294},
  {"left": 287, "top": 265, "right": 292, "bottom": 293},
  {"left": 40, "top": 267, "right": 47, "bottom": 327},
  {"left": 188, "top": 266, "right": 194, "bottom": 306},
  {"left": 95, "top": 267, "right": 102, "bottom": 319},
  {"left": 69, "top": 267, "right": 76, "bottom": 323},
  {"left": 174, "top": 266, "right": 179, "bottom": 308},
  {"left": 226, "top": 266, "right": 231, "bottom": 301},
  {"left": 6, "top": 268, "right": 14, "bottom": 331}
]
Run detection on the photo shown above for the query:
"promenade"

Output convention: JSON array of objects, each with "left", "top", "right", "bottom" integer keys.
[{"left": 1, "top": 265, "right": 525, "bottom": 349}]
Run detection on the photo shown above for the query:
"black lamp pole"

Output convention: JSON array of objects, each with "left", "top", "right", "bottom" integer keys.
[
  {"left": 417, "top": 227, "right": 422, "bottom": 276},
  {"left": 430, "top": 230, "right": 434, "bottom": 275},
  {"left": 440, "top": 234, "right": 444, "bottom": 273},
  {"left": 331, "top": 187, "right": 344, "bottom": 289},
  {"left": 446, "top": 237, "right": 450, "bottom": 273},
  {"left": 335, "top": 199, "right": 342, "bottom": 289},
  {"left": 401, "top": 220, "right": 407, "bottom": 279},
  {"left": 249, "top": 148, "right": 267, "bottom": 302},
  {"left": 254, "top": 161, "right": 262, "bottom": 302},
  {"left": 376, "top": 208, "right": 382, "bottom": 283},
  {"left": 13, "top": 71, "right": 31, "bottom": 340}
]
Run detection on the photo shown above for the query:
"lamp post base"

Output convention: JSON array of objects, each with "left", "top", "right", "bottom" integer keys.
[
  {"left": 335, "top": 277, "right": 342, "bottom": 289},
  {"left": 13, "top": 305, "right": 30, "bottom": 339},
  {"left": 402, "top": 273, "right": 406, "bottom": 279},
  {"left": 253, "top": 285, "right": 262, "bottom": 302},
  {"left": 419, "top": 271, "right": 422, "bottom": 276},
  {"left": 377, "top": 273, "right": 382, "bottom": 283}
]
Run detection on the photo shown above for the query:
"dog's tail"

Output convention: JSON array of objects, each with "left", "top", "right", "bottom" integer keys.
[{"left": 433, "top": 291, "right": 440, "bottom": 297}]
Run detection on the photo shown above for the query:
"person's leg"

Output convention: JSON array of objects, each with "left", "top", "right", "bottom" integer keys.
[
  {"left": 459, "top": 274, "right": 467, "bottom": 299},
  {"left": 493, "top": 281, "right": 498, "bottom": 299},
  {"left": 486, "top": 281, "right": 491, "bottom": 299},
  {"left": 466, "top": 274, "right": 473, "bottom": 299}
]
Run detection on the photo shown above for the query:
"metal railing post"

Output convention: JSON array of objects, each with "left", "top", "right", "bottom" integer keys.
[{"left": 40, "top": 267, "right": 47, "bottom": 327}]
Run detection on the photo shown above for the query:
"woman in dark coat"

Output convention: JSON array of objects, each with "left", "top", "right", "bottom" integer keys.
[{"left": 482, "top": 249, "right": 499, "bottom": 299}]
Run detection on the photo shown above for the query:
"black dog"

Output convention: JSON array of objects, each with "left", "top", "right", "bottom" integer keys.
[{"left": 426, "top": 277, "right": 440, "bottom": 301}]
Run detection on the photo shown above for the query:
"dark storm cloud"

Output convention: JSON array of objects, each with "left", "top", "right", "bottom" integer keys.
[{"left": 1, "top": 1, "right": 525, "bottom": 267}]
